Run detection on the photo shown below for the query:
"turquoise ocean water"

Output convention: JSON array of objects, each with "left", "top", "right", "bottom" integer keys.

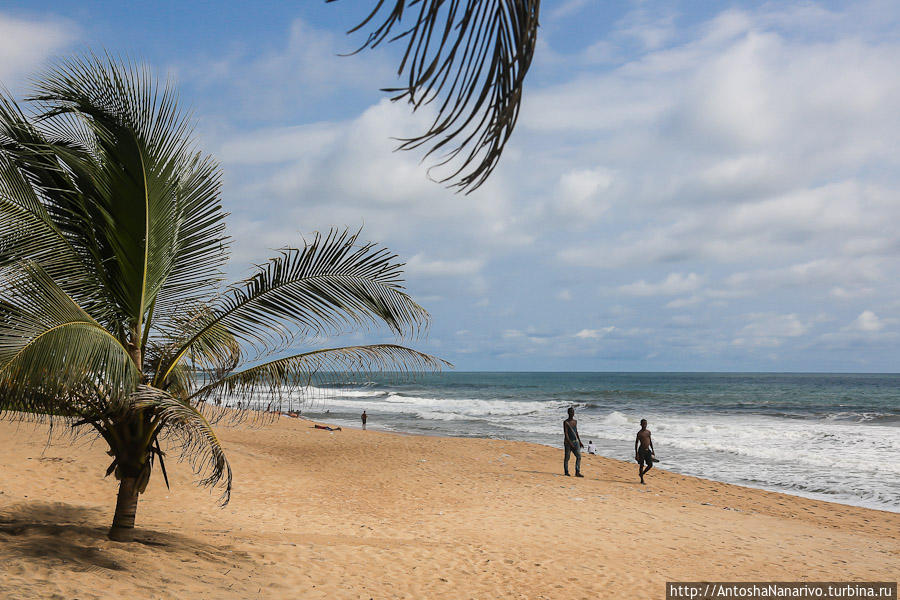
[{"left": 291, "top": 372, "right": 899, "bottom": 512}]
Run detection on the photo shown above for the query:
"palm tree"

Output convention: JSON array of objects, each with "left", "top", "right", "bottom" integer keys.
[
  {"left": 0, "top": 55, "right": 446, "bottom": 542},
  {"left": 328, "top": 0, "right": 541, "bottom": 193}
]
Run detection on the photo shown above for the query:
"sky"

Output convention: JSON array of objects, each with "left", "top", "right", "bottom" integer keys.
[{"left": 2, "top": 1, "right": 900, "bottom": 372}]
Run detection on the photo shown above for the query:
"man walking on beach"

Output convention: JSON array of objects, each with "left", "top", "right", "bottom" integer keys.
[
  {"left": 564, "top": 407, "right": 584, "bottom": 477},
  {"left": 361, "top": 411, "right": 367, "bottom": 430},
  {"left": 635, "top": 419, "right": 654, "bottom": 484}
]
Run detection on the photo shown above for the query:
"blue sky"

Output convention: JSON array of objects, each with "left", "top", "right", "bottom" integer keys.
[{"left": 3, "top": 1, "right": 900, "bottom": 371}]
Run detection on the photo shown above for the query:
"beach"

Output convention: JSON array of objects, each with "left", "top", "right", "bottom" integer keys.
[
  {"left": 297, "top": 372, "right": 900, "bottom": 511},
  {"left": 0, "top": 417, "right": 897, "bottom": 600}
]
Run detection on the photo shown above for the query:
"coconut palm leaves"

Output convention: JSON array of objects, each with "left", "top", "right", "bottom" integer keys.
[
  {"left": 330, "top": 0, "right": 541, "bottom": 193},
  {"left": 191, "top": 344, "right": 448, "bottom": 412},
  {"left": 131, "top": 385, "right": 231, "bottom": 500},
  {"left": 30, "top": 56, "right": 229, "bottom": 332},
  {"left": 0, "top": 54, "right": 445, "bottom": 541},
  {"left": 156, "top": 229, "right": 430, "bottom": 381},
  {"left": 0, "top": 262, "right": 139, "bottom": 415}
]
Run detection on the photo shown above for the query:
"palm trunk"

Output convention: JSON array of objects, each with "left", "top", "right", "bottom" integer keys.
[
  {"left": 108, "top": 326, "right": 145, "bottom": 543},
  {"left": 108, "top": 477, "right": 140, "bottom": 541}
]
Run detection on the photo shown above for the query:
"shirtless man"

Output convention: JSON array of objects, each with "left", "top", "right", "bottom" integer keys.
[
  {"left": 634, "top": 419, "right": 654, "bottom": 484},
  {"left": 563, "top": 407, "right": 584, "bottom": 477}
]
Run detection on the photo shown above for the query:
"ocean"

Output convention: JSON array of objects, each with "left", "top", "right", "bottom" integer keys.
[{"left": 293, "top": 372, "right": 899, "bottom": 512}]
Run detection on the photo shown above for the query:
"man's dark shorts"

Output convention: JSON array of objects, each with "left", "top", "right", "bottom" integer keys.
[{"left": 637, "top": 448, "right": 653, "bottom": 466}]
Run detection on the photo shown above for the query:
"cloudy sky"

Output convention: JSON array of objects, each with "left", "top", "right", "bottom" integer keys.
[{"left": 4, "top": 1, "right": 900, "bottom": 371}]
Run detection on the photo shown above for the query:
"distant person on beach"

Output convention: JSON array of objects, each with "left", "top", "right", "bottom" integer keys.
[
  {"left": 361, "top": 410, "right": 367, "bottom": 430},
  {"left": 563, "top": 407, "right": 584, "bottom": 477},
  {"left": 313, "top": 424, "right": 341, "bottom": 432},
  {"left": 586, "top": 440, "right": 597, "bottom": 455},
  {"left": 634, "top": 419, "right": 655, "bottom": 484}
]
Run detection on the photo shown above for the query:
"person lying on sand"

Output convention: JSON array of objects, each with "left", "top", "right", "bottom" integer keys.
[
  {"left": 313, "top": 424, "right": 342, "bottom": 432},
  {"left": 635, "top": 419, "right": 655, "bottom": 484}
]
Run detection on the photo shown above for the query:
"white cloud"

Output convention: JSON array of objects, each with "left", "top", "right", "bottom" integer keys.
[
  {"left": 816, "top": 309, "right": 898, "bottom": 349},
  {"left": 554, "top": 168, "right": 614, "bottom": 221},
  {"left": 0, "top": 13, "right": 76, "bottom": 87},
  {"left": 548, "top": 0, "right": 591, "bottom": 21},
  {"left": 665, "top": 295, "right": 703, "bottom": 309},
  {"left": 851, "top": 310, "right": 884, "bottom": 332},
  {"left": 537, "top": 3, "right": 900, "bottom": 282},
  {"left": 616, "top": 7, "right": 677, "bottom": 51},
  {"left": 215, "top": 99, "right": 530, "bottom": 268},
  {"left": 619, "top": 273, "right": 704, "bottom": 296},
  {"left": 830, "top": 286, "right": 876, "bottom": 300},
  {"left": 217, "top": 122, "right": 341, "bottom": 166},
  {"left": 184, "top": 19, "right": 391, "bottom": 121},
  {"left": 725, "top": 256, "right": 886, "bottom": 292},
  {"left": 733, "top": 313, "right": 810, "bottom": 347},
  {"left": 405, "top": 254, "right": 484, "bottom": 278},
  {"left": 574, "top": 327, "right": 615, "bottom": 339}
]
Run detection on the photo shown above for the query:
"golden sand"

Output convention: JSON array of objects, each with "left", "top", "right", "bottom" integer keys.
[{"left": 0, "top": 417, "right": 896, "bottom": 599}]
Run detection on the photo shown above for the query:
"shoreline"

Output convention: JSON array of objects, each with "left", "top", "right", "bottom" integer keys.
[
  {"left": 293, "top": 414, "right": 900, "bottom": 515},
  {"left": 1, "top": 417, "right": 897, "bottom": 599},
  {"left": 295, "top": 372, "right": 900, "bottom": 515}
]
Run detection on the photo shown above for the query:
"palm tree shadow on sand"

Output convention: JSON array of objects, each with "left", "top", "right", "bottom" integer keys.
[{"left": 0, "top": 501, "right": 246, "bottom": 573}]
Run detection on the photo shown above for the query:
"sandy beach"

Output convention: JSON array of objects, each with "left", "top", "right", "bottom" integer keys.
[{"left": 0, "top": 417, "right": 896, "bottom": 600}]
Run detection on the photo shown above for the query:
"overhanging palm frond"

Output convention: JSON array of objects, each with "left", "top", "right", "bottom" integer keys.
[
  {"left": 0, "top": 262, "right": 138, "bottom": 416},
  {"left": 131, "top": 385, "right": 231, "bottom": 504},
  {"left": 190, "top": 344, "right": 449, "bottom": 409},
  {"left": 329, "top": 0, "right": 541, "bottom": 193},
  {"left": 157, "top": 229, "right": 430, "bottom": 384}
]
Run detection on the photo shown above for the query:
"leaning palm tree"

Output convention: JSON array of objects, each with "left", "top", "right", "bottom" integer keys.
[
  {"left": 328, "top": 0, "right": 541, "bottom": 193},
  {"left": 0, "top": 55, "right": 446, "bottom": 542}
]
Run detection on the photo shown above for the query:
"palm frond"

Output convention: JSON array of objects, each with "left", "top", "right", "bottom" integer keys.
[
  {"left": 0, "top": 197, "right": 89, "bottom": 290},
  {"left": 131, "top": 385, "right": 231, "bottom": 504},
  {"left": 145, "top": 152, "right": 229, "bottom": 340},
  {"left": 158, "top": 361, "right": 196, "bottom": 401},
  {"left": 330, "top": 0, "right": 541, "bottom": 193},
  {"left": 0, "top": 262, "right": 138, "bottom": 417},
  {"left": 0, "top": 95, "right": 118, "bottom": 324},
  {"left": 0, "top": 140, "right": 44, "bottom": 217},
  {"left": 146, "top": 305, "right": 242, "bottom": 394},
  {"left": 190, "top": 344, "right": 449, "bottom": 411},
  {"left": 28, "top": 53, "right": 228, "bottom": 334},
  {"left": 157, "top": 229, "right": 430, "bottom": 385}
]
